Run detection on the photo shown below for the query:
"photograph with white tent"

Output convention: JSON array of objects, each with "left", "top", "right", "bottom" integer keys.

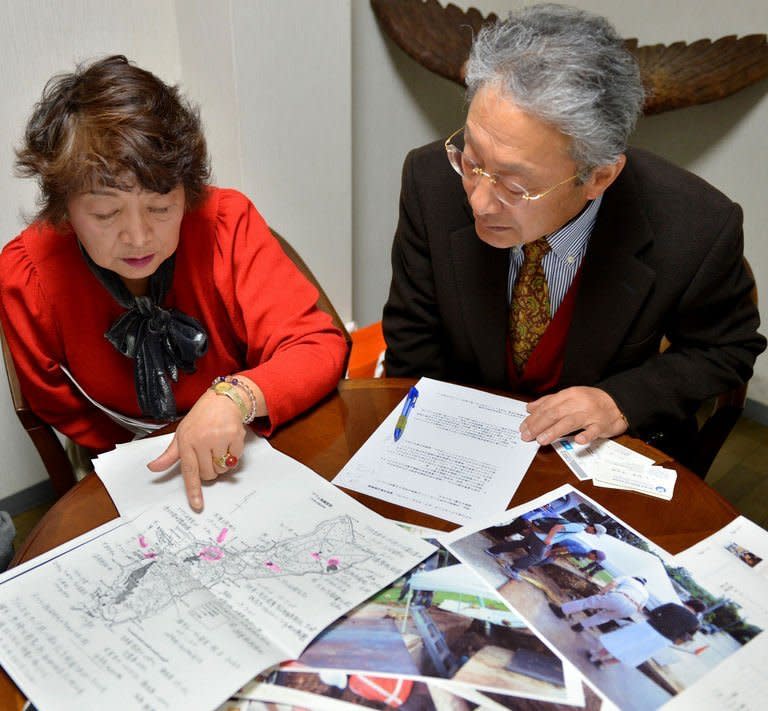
[
  {"left": 275, "top": 543, "right": 584, "bottom": 706},
  {"left": 442, "top": 485, "right": 764, "bottom": 711}
]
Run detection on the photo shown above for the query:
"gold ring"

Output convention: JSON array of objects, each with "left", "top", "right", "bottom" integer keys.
[{"left": 213, "top": 450, "right": 238, "bottom": 469}]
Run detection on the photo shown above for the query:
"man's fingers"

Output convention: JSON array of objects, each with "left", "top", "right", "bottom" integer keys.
[
  {"left": 574, "top": 423, "right": 602, "bottom": 444},
  {"left": 521, "top": 387, "right": 627, "bottom": 445},
  {"left": 522, "top": 408, "right": 583, "bottom": 445}
]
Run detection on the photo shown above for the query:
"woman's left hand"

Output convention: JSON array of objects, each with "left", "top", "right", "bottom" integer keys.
[{"left": 147, "top": 377, "right": 265, "bottom": 511}]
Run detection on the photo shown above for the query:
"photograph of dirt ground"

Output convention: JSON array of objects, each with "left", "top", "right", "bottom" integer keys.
[
  {"left": 283, "top": 544, "right": 580, "bottom": 706},
  {"left": 446, "top": 491, "right": 762, "bottom": 711}
]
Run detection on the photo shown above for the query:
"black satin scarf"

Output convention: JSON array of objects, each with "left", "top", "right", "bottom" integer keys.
[{"left": 81, "top": 248, "right": 208, "bottom": 420}]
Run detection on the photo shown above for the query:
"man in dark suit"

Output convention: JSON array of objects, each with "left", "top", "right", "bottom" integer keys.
[{"left": 383, "top": 3, "right": 765, "bottom": 459}]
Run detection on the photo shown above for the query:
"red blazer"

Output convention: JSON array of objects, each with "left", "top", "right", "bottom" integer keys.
[{"left": 0, "top": 188, "right": 349, "bottom": 451}]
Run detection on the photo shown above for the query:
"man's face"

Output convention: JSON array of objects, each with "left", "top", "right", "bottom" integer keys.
[{"left": 462, "top": 85, "right": 592, "bottom": 249}]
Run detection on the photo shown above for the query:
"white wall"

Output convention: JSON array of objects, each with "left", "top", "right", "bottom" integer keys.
[
  {"left": 174, "top": 0, "right": 353, "bottom": 321},
  {"left": 352, "top": 0, "right": 768, "bottom": 408}
]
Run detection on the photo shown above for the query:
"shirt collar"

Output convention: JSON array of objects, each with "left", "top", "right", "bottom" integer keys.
[{"left": 545, "top": 194, "right": 602, "bottom": 265}]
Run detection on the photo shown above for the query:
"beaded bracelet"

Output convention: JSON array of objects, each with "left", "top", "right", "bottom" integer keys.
[{"left": 210, "top": 376, "right": 258, "bottom": 424}]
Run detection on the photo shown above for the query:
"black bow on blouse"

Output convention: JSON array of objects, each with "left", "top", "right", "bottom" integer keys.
[{"left": 80, "top": 248, "right": 208, "bottom": 420}]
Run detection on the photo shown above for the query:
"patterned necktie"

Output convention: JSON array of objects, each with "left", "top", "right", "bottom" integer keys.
[{"left": 509, "top": 239, "right": 551, "bottom": 374}]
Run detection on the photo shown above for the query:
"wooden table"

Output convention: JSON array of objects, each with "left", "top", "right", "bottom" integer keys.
[{"left": 1, "top": 378, "right": 738, "bottom": 709}]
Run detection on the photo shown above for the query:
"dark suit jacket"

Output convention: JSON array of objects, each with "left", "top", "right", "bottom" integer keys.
[{"left": 383, "top": 141, "right": 765, "bottom": 438}]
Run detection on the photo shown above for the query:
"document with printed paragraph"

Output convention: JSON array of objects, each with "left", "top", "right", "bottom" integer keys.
[{"left": 332, "top": 378, "right": 539, "bottom": 525}]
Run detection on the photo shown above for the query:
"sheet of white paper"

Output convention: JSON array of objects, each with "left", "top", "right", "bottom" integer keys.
[
  {"left": 662, "top": 632, "right": 768, "bottom": 711},
  {"left": 674, "top": 516, "right": 768, "bottom": 627},
  {"left": 662, "top": 516, "right": 768, "bottom": 709},
  {"left": 96, "top": 430, "right": 307, "bottom": 517},
  {"left": 332, "top": 378, "right": 539, "bottom": 524},
  {"left": 0, "top": 458, "right": 434, "bottom": 711}
]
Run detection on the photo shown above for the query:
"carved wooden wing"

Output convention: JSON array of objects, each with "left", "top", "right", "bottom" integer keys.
[{"left": 371, "top": 0, "right": 768, "bottom": 115}]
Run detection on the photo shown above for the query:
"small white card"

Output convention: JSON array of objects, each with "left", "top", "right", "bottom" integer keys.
[
  {"left": 593, "top": 464, "right": 677, "bottom": 500},
  {"left": 553, "top": 436, "right": 675, "bottom": 499}
]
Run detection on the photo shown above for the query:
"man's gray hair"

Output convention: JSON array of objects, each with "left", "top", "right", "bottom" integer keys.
[{"left": 465, "top": 3, "right": 644, "bottom": 170}]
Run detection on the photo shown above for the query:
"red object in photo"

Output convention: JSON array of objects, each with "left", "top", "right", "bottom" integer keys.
[{"left": 348, "top": 675, "right": 413, "bottom": 707}]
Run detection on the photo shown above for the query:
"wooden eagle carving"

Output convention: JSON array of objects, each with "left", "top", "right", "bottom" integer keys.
[{"left": 370, "top": 0, "right": 768, "bottom": 115}]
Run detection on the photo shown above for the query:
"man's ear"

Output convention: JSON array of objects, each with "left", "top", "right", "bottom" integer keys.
[{"left": 583, "top": 154, "right": 626, "bottom": 200}]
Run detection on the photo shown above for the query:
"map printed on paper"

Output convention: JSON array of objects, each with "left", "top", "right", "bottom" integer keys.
[
  {"left": 79, "top": 515, "right": 372, "bottom": 627},
  {"left": 0, "top": 470, "right": 434, "bottom": 711}
]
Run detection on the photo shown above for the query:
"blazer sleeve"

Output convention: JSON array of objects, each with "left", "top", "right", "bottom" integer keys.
[
  {"left": 597, "top": 202, "right": 766, "bottom": 433},
  {"left": 212, "top": 193, "right": 348, "bottom": 434},
  {"left": 382, "top": 149, "right": 448, "bottom": 378}
]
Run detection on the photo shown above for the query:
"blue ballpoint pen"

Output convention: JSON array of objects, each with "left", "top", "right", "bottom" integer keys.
[{"left": 394, "top": 386, "right": 419, "bottom": 441}]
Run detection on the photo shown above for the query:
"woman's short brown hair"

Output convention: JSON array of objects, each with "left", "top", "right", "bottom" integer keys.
[{"left": 16, "top": 55, "right": 210, "bottom": 225}]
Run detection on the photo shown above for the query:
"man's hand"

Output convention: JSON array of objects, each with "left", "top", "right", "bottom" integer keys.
[{"left": 520, "top": 386, "right": 628, "bottom": 446}]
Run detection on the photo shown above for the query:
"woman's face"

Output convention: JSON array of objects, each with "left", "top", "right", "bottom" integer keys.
[{"left": 66, "top": 184, "right": 185, "bottom": 296}]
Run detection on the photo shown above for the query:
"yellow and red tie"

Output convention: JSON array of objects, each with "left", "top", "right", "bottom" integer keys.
[{"left": 509, "top": 239, "right": 551, "bottom": 373}]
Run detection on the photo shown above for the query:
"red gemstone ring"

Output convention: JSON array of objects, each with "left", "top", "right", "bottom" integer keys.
[{"left": 214, "top": 450, "right": 239, "bottom": 469}]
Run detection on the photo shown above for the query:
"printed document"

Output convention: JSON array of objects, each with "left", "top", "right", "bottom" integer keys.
[
  {"left": 0, "top": 457, "right": 434, "bottom": 711},
  {"left": 332, "top": 378, "right": 539, "bottom": 524}
]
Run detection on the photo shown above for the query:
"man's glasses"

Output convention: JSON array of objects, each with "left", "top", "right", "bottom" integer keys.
[{"left": 444, "top": 127, "right": 579, "bottom": 207}]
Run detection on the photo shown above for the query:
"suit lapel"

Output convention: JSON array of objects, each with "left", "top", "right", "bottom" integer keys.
[
  {"left": 561, "top": 172, "right": 656, "bottom": 386},
  {"left": 449, "top": 222, "right": 509, "bottom": 386}
]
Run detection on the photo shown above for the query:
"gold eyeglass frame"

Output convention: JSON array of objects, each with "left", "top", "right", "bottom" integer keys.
[{"left": 444, "top": 127, "right": 579, "bottom": 205}]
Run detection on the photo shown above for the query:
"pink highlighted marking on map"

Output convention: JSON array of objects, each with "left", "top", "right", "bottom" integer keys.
[{"left": 198, "top": 546, "right": 225, "bottom": 562}]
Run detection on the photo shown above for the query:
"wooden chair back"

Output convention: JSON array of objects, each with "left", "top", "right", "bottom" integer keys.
[
  {"left": 269, "top": 228, "right": 352, "bottom": 374},
  {"left": 0, "top": 323, "right": 77, "bottom": 497}
]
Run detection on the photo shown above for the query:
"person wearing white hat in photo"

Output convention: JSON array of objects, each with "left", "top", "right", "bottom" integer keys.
[{"left": 550, "top": 575, "right": 649, "bottom": 631}]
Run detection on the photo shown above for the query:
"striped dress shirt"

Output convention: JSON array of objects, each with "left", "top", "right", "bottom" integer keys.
[{"left": 507, "top": 195, "right": 602, "bottom": 315}]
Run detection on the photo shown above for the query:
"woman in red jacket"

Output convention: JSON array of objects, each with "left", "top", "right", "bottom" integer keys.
[{"left": 0, "top": 55, "right": 348, "bottom": 511}]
